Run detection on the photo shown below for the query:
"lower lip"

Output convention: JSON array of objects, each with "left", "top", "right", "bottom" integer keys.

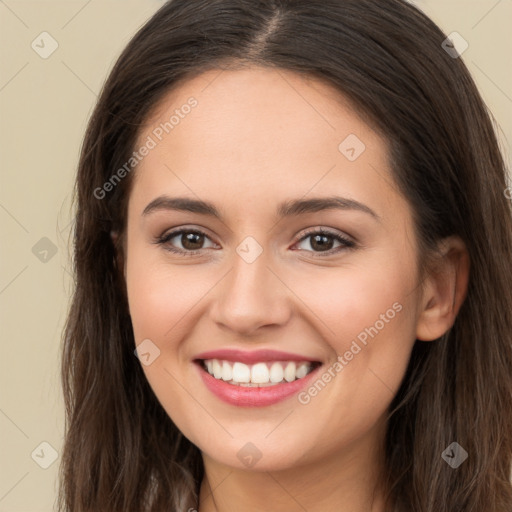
[{"left": 195, "top": 362, "right": 322, "bottom": 407}]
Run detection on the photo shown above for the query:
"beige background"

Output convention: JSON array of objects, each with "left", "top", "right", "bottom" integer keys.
[{"left": 0, "top": 1, "right": 511, "bottom": 510}]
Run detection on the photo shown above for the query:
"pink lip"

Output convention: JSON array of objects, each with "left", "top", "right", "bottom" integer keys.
[
  {"left": 194, "top": 360, "right": 323, "bottom": 407},
  {"left": 193, "top": 348, "right": 321, "bottom": 365}
]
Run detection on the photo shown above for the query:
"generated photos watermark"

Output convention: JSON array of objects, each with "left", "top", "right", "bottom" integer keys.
[{"left": 298, "top": 301, "right": 403, "bottom": 405}]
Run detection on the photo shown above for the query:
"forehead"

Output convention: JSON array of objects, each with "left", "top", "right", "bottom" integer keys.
[
  {"left": 129, "top": 66, "right": 404, "bottom": 226},
  {"left": 139, "top": 66, "right": 384, "bottom": 158}
]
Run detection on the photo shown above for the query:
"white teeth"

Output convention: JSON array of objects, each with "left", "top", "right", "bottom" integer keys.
[
  {"left": 212, "top": 359, "right": 223, "bottom": 379},
  {"left": 296, "top": 363, "right": 309, "bottom": 379},
  {"left": 269, "top": 362, "right": 284, "bottom": 383},
  {"left": 221, "top": 361, "right": 232, "bottom": 381},
  {"left": 202, "top": 359, "right": 317, "bottom": 386},
  {"left": 251, "top": 363, "right": 270, "bottom": 383},
  {"left": 232, "top": 362, "right": 251, "bottom": 383},
  {"left": 284, "top": 362, "right": 296, "bottom": 382}
]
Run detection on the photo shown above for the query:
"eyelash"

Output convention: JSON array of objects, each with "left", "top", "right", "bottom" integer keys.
[{"left": 154, "top": 227, "right": 356, "bottom": 257}]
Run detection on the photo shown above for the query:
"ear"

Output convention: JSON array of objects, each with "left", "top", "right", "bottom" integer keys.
[
  {"left": 415, "top": 236, "right": 470, "bottom": 341},
  {"left": 110, "top": 230, "right": 126, "bottom": 280}
]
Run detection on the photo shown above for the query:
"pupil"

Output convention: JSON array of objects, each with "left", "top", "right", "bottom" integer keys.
[
  {"left": 182, "top": 232, "right": 203, "bottom": 250},
  {"left": 311, "top": 234, "right": 333, "bottom": 251}
]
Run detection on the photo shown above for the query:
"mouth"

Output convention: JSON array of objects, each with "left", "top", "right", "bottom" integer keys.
[
  {"left": 195, "top": 358, "right": 322, "bottom": 387},
  {"left": 192, "top": 349, "right": 324, "bottom": 407}
]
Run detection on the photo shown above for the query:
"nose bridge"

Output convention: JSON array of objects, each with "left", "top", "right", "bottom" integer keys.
[{"left": 211, "top": 243, "right": 290, "bottom": 334}]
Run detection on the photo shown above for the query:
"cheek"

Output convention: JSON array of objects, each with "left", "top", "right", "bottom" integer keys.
[
  {"left": 289, "top": 254, "right": 419, "bottom": 417},
  {"left": 290, "top": 253, "right": 417, "bottom": 350},
  {"left": 125, "top": 244, "right": 211, "bottom": 344}
]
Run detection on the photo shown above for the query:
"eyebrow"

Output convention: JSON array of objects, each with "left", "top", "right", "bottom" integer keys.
[{"left": 142, "top": 195, "right": 380, "bottom": 221}]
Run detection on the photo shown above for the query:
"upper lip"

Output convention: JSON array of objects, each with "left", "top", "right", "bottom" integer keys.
[{"left": 194, "top": 348, "right": 322, "bottom": 365}]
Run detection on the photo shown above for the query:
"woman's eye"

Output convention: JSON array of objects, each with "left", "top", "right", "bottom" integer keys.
[
  {"left": 294, "top": 230, "right": 355, "bottom": 254},
  {"left": 155, "top": 228, "right": 355, "bottom": 256},
  {"left": 156, "top": 229, "right": 217, "bottom": 254}
]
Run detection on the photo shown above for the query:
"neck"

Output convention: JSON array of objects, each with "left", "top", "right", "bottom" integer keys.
[{"left": 197, "top": 417, "right": 388, "bottom": 512}]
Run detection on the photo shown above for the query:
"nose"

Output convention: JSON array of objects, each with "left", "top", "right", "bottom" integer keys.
[{"left": 209, "top": 249, "right": 292, "bottom": 336}]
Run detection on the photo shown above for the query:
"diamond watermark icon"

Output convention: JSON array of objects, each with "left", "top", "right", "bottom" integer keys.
[
  {"left": 32, "top": 237, "right": 58, "bottom": 263},
  {"left": 236, "top": 236, "right": 263, "bottom": 264},
  {"left": 338, "top": 134, "right": 366, "bottom": 161},
  {"left": 441, "top": 32, "right": 468, "bottom": 59},
  {"left": 31, "top": 31, "right": 59, "bottom": 59},
  {"left": 237, "top": 442, "right": 262, "bottom": 468},
  {"left": 31, "top": 441, "right": 59, "bottom": 469},
  {"left": 134, "top": 338, "right": 161, "bottom": 366},
  {"left": 441, "top": 442, "right": 468, "bottom": 468}
]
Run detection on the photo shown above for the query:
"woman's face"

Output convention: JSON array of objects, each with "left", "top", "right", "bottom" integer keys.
[{"left": 123, "top": 66, "right": 426, "bottom": 472}]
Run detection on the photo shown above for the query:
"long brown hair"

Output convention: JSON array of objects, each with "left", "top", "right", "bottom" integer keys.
[{"left": 58, "top": 1, "right": 512, "bottom": 510}]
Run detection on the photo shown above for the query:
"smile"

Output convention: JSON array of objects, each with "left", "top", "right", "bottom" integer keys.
[
  {"left": 193, "top": 349, "right": 324, "bottom": 407},
  {"left": 201, "top": 359, "right": 319, "bottom": 386}
]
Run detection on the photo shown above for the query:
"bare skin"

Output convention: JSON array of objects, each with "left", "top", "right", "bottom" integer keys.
[{"left": 117, "top": 66, "right": 469, "bottom": 512}]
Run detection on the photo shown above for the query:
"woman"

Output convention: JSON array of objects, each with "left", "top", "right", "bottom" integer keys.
[{"left": 58, "top": 0, "right": 512, "bottom": 510}]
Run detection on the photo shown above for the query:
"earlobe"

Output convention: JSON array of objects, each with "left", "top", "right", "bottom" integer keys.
[{"left": 415, "top": 236, "right": 470, "bottom": 341}]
